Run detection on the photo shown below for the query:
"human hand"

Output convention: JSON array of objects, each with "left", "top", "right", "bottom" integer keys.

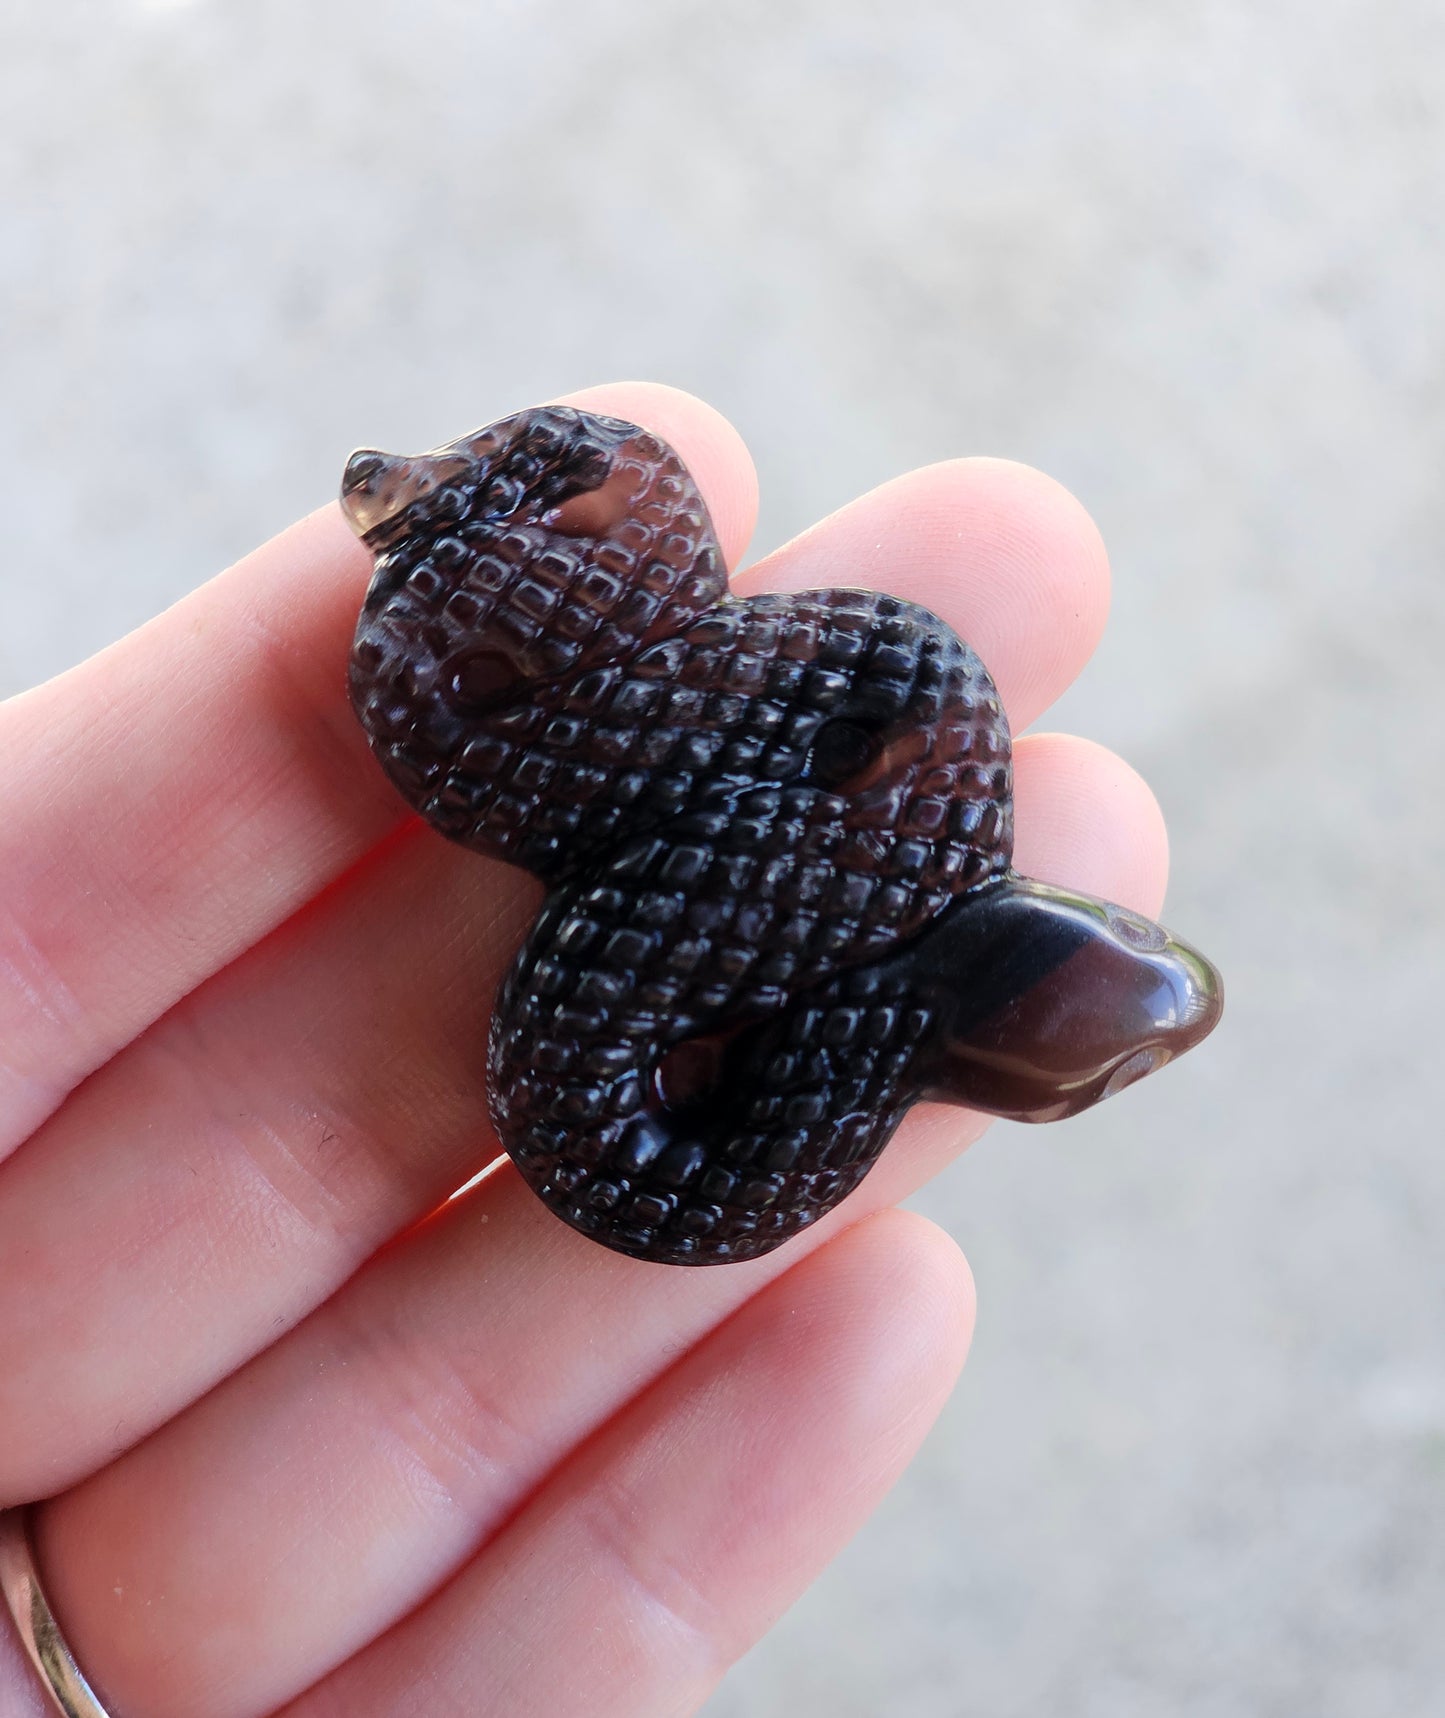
[{"left": 0, "top": 383, "right": 1165, "bottom": 1718}]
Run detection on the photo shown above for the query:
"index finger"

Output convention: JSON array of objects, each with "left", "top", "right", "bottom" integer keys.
[{"left": 0, "top": 383, "right": 760, "bottom": 1157}]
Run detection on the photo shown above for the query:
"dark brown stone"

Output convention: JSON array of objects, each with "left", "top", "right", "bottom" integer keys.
[{"left": 345, "top": 406, "right": 1221, "bottom": 1266}]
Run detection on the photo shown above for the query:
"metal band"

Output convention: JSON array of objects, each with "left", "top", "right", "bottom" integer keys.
[{"left": 0, "top": 1509, "right": 114, "bottom": 1718}]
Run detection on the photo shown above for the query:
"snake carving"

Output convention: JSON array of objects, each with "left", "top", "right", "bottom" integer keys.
[{"left": 342, "top": 405, "right": 1222, "bottom": 1266}]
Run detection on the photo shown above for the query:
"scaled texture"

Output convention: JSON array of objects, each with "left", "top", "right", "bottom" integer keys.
[{"left": 345, "top": 406, "right": 1220, "bottom": 1264}]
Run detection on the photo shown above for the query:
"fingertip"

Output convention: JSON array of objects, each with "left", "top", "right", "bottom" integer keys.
[
  {"left": 802, "top": 1209, "right": 977, "bottom": 1401},
  {"left": 739, "top": 454, "right": 1111, "bottom": 731},
  {"left": 557, "top": 381, "right": 759, "bottom": 570},
  {"left": 1012, "top": 732, "right": 1171, "bottom": 919},
  {"left": 875, "top": 1207, "right": 978, "bottom": 1376},
  {"left": 945, "top": 458, "right": 1111, "bottom": 727}
]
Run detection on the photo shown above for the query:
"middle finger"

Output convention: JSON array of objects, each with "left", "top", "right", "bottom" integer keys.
[{"left": 0, "top": 454, "right": 1110, "bottom": 1504}]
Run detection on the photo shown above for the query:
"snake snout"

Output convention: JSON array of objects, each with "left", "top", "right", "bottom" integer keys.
[
  {"left": 340, "top": 446, "right": 472, "bottom": 540},
  {"left": 909, "top": 878, "right": 1223, "bottom": 1122}
]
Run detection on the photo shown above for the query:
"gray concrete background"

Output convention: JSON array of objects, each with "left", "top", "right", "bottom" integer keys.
[{"left": 3, "top": 2, "right": 1443, "bottom": 1713}]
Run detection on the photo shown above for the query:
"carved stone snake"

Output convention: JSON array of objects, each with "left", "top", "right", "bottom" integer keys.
[{"left": 342, "top": 406, "right": 1221, "bottom": 1265}]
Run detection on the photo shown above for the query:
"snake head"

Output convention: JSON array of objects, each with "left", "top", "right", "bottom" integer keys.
[
  {"left": 911, "top": 877, "right": 1223, "bottom": 1121},
  {"left": 343, "top": 407, "right": 730, "bottom": 835},
  {"left": 340, "top": 445, "right": 475, "bottom": 542},
  {"left": 339, "top": 408, "right": 632, "bottom": 551},
  {"left": 344, "top": 404, "right": 728, "bottom": 684}
]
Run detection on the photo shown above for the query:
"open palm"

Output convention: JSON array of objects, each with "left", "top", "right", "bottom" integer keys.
[{"left": 0, "top": 383, "right": 1165, "bottom": 1718}]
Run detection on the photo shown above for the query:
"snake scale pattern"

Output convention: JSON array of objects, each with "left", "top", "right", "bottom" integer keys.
[{"left": 343, "top": 405, "right": 1222, "bottom": 1266}]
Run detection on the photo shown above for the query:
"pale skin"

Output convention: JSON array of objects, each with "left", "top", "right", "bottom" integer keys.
[{"left": 0, "top": 383, "right": 1167, "bottom": 1718}]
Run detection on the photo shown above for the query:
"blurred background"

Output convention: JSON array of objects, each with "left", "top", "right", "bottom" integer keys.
[{"left": 3, "top": 2, "right": 1442, "bottom": 1713}]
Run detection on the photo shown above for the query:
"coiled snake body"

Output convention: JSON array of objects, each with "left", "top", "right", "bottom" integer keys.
[{"left": 343, "top": 407, "right": 1221, "bottom": 1265}]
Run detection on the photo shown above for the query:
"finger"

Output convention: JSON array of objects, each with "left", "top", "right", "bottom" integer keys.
[
  {"left": 0, "top": 823, "right": 523, "bottom": 1503},
  {"left": 25, "top": 739, "right": 1160, "bottom": 1718},
  {"left": 46, "top": 1212, "right": 972, "bottom": 1718},
  {"left": 289, "top": 1210, "right": 973, "bottom": 1718},
  {"left": 0, "top": 461, "right": 1113, "bottom": 1504},
  {"left": 738, "top": 454, "right": 1109, "bottom": 731},
  {"left": 1011, "top": 732, "right": 1170, "bottom": 918},
  {"left": 0, "top": 384, "right": 759, "bottom": 1156}
]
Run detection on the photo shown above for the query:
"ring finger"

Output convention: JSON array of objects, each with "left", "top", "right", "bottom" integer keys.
[{"left": 31, "top": 731, "right": 1165, "bottom": 1718}]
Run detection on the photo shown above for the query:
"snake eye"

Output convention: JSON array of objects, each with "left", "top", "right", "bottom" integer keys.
[
  {"left": 807, "top": 719, "right": 880, "bottom": 788},
  {"left": 1105, "top": 904, "right": 1170, "bottom": 952}
]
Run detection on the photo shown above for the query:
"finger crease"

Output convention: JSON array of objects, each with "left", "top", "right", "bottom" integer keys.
[
  {"left": 326, "top": 1291, "right": 541, "bottom": 1529},
  {"left": 575, "top": 1471, "right": 730, "bottom": 1682}
]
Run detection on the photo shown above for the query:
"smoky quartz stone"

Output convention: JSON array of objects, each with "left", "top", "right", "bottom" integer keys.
[{"left": 343, "top": 406, "right": 1222, "bottom": 1266}]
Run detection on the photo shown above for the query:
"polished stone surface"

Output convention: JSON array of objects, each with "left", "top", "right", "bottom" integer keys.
[
  {"left": 1, "top": 4, "right": 1441, "bottom": 1713},
  {"left": 343, "top": 403, "right": 1220, "bottom": 1263}
]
